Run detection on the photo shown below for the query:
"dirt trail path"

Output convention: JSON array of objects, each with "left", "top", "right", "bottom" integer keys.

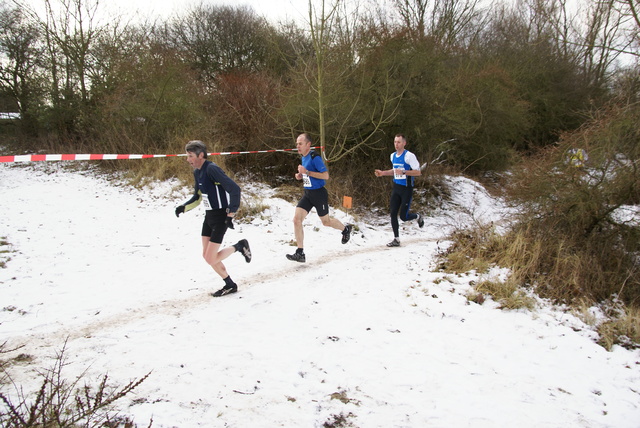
[{"left": 3, "top": 233, "right": 435, "bottom": 360}]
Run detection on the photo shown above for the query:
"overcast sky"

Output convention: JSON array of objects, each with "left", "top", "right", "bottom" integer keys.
[
  {"left": 20, "top": 0, "right": 380, "bottom": 27},
  {"left": 19, "top": 0, "right": 311, "bottom": 24},
  {"left": 118, "top": 0, "right": 309, "bottom": 23}
]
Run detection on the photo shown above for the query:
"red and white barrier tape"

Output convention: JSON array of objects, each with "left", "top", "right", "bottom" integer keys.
[{"left": 0, "top": 147, "right": 323, "bottom": 163}]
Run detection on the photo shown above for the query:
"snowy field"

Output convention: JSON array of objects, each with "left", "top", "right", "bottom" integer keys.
[{"left": 0, "top": 162, "right": 639, "bottom": 427}]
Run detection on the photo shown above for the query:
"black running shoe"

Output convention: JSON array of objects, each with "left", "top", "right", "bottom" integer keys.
[
  {"left": 387, "top": 238, "right": 400, "bottom": 247},
  {"left": 417, "top": 214, "right": 424, "bottom": 228},
  {"left": 286, "top": 251, "right": 306, "bottom": 263},
  {"left": 341, "top": 224, "right": 352, "bottom": 244},
  {"left": 236, "top": 239, "right": 252, "bottom": 263},
  {"left": 212, "top": 284, "right": 237, "bottom": 297}
]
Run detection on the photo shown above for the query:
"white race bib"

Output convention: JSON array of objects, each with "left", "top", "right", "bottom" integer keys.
[
  {"left": 201, "top": 193, "right": 212, "bottom": 210},
  {"left": 302, "top": 173, "right": 312, "bottom": 188},
  {"left": 393, "top": 164, "right": 406, "bottom": 180}
]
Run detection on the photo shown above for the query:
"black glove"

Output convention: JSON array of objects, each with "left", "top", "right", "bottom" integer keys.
[
  {"left": 225, "top": 216, "right": 235, "bottom": 229},
  {"left": 175, "top": 205, "right": 185, "bottom": 217}
]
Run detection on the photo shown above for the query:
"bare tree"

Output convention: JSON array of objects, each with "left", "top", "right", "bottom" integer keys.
[
  {"left": 614, "top": 0, "right": 640, "bottom": 57},
  {"left": 393, "top": 0, "right": 482, "bottom": 49},
  {"left": 13, "top": 0, "right": 130, "bottom": 136},
  {"left": 284, "top": 0, "right": 406, "bottom": 162},
  {"left": 167, "top": 4, "right": 272, "bottom": 90},
  {"left": 307, "top": 0, "right": 340, "bottom": 156},
  {"left": 430, "top": 0, "right": 482, "bottom": 49},
  {"left": 541, "top": 0, "right": 636, "bottom": 79},
  {"left": 0, "top": 3, "right": 45, "bottom": 134},
  {"left": 41, "top": 0, "right": 106, "bottom": 104},
  {"left": 394, "top": 0, "right": 428, "bottom": 39},
  {"left": 581, "top": 0, "right": 627, "bottom": 87}
]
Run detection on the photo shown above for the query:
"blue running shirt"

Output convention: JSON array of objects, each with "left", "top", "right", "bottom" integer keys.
[
  {"left": 301, "top": 150, "right": 327, "bottom": 189},
  {"left": 391, "top": 150, "right": 420, "bottom": 187}
]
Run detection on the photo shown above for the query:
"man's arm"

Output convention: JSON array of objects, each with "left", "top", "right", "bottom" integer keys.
[
  {"left": 374, "top": 169, "right": 394, "bottom": 177},
  {"left": 299, "top": 164, "right": 329, "bottom": 180}
]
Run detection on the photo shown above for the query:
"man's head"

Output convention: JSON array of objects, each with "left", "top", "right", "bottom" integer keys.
[
  {"left": 185, "top": 140, "right": 207, "bottom": 169},
  {"left": 394, "top": 134, "right": 407, "bottom": 153},
  {"left": 296, "top": 133, "right": 313, "bottom": 156}
]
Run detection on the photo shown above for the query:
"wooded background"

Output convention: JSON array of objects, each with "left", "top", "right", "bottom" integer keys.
[{"left": 1, "top": 0, "right": 637, "bottom": 170}]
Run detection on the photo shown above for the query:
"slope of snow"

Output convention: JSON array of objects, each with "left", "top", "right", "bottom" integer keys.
[{"left": 0, "top": 162, "right": 638, "bottom": 427}]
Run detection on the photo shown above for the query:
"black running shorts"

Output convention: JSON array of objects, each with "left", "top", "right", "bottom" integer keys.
[
  {"left": 296, "top": 187, "right": 330, "bottom": 217},
  {"left": 201, "top": 209, "right": 228, "bottom": 244}
]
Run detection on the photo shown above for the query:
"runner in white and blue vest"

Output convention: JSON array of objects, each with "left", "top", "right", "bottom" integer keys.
[
  {"left": 374, "top": 134, "right": 424, "bottom": 247},
  {"left": 286, "top": 133, "right": 352, "bottom": 263}
]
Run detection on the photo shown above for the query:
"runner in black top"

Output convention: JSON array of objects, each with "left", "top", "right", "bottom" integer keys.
[{"left": 175, "top": 140, "right": 251, "bottom": 297}]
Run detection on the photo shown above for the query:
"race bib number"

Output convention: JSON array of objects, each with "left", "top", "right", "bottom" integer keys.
[
  {"left": 393, "top": 164, "right": 406, "bottom": 180},
  {"left": 201, "top": 193, "right": 212, "bottom": 210},
  {"left": 302, "top": 173, "right": 312, "bottom": 188}
]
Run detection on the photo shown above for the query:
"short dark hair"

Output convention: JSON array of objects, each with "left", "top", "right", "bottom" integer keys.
[
  {"left": 299, "top": 133, "right": 313, "bottom": 144},
  {"left": 185, "top": 140, "right": 207, "bottom": 157},
  {"left": 395, "top": 134, "right": 407, "bottom": 143}
]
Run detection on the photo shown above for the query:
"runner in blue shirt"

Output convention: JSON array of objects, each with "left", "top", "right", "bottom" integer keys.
[
  {"left": 374, "top": 134, "right": 424, "bottom": 247},
  {"left": 286, "top": 133, "right": 352, "bottom": 263},
  {"left": 175, "top": 140, "right": 252, "bottom": 297}
]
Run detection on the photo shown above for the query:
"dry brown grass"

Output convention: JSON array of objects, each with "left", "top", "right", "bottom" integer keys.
[
  {"left": 474, "top": 279, "right": 537, "bottom": 310},
  {"left": 438, "top": 225, "right": 536, "bottom": 310},
  {"left": 0, "top": 237, "right": 10, "bottom": 269},
  {"left": 235, "top": 192, "right": 271, "bottom": 223},
  {"left": 442, "top": 221, "right": 637, "bottom": 304},
  {"left": 597, "top": 306, "right": 640, "bottom": 351},
  {"left": 441, "top": 223, "right": 640, "bottom": 349}
]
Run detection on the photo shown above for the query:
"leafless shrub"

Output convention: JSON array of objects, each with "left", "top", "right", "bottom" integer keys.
[
  {"left": 437, "top": 101, "right": 640, "bottom": 349},
  {"left": 0, "top": 341, "right": 151, "bottom": 427},
  {"left": 503, "top": 102, "right": 640, "bottom": 305}
]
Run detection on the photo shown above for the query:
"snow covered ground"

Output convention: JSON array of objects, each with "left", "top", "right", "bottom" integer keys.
[{"left": 0, "top": 162, "right": 639, "bottom": 427}]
